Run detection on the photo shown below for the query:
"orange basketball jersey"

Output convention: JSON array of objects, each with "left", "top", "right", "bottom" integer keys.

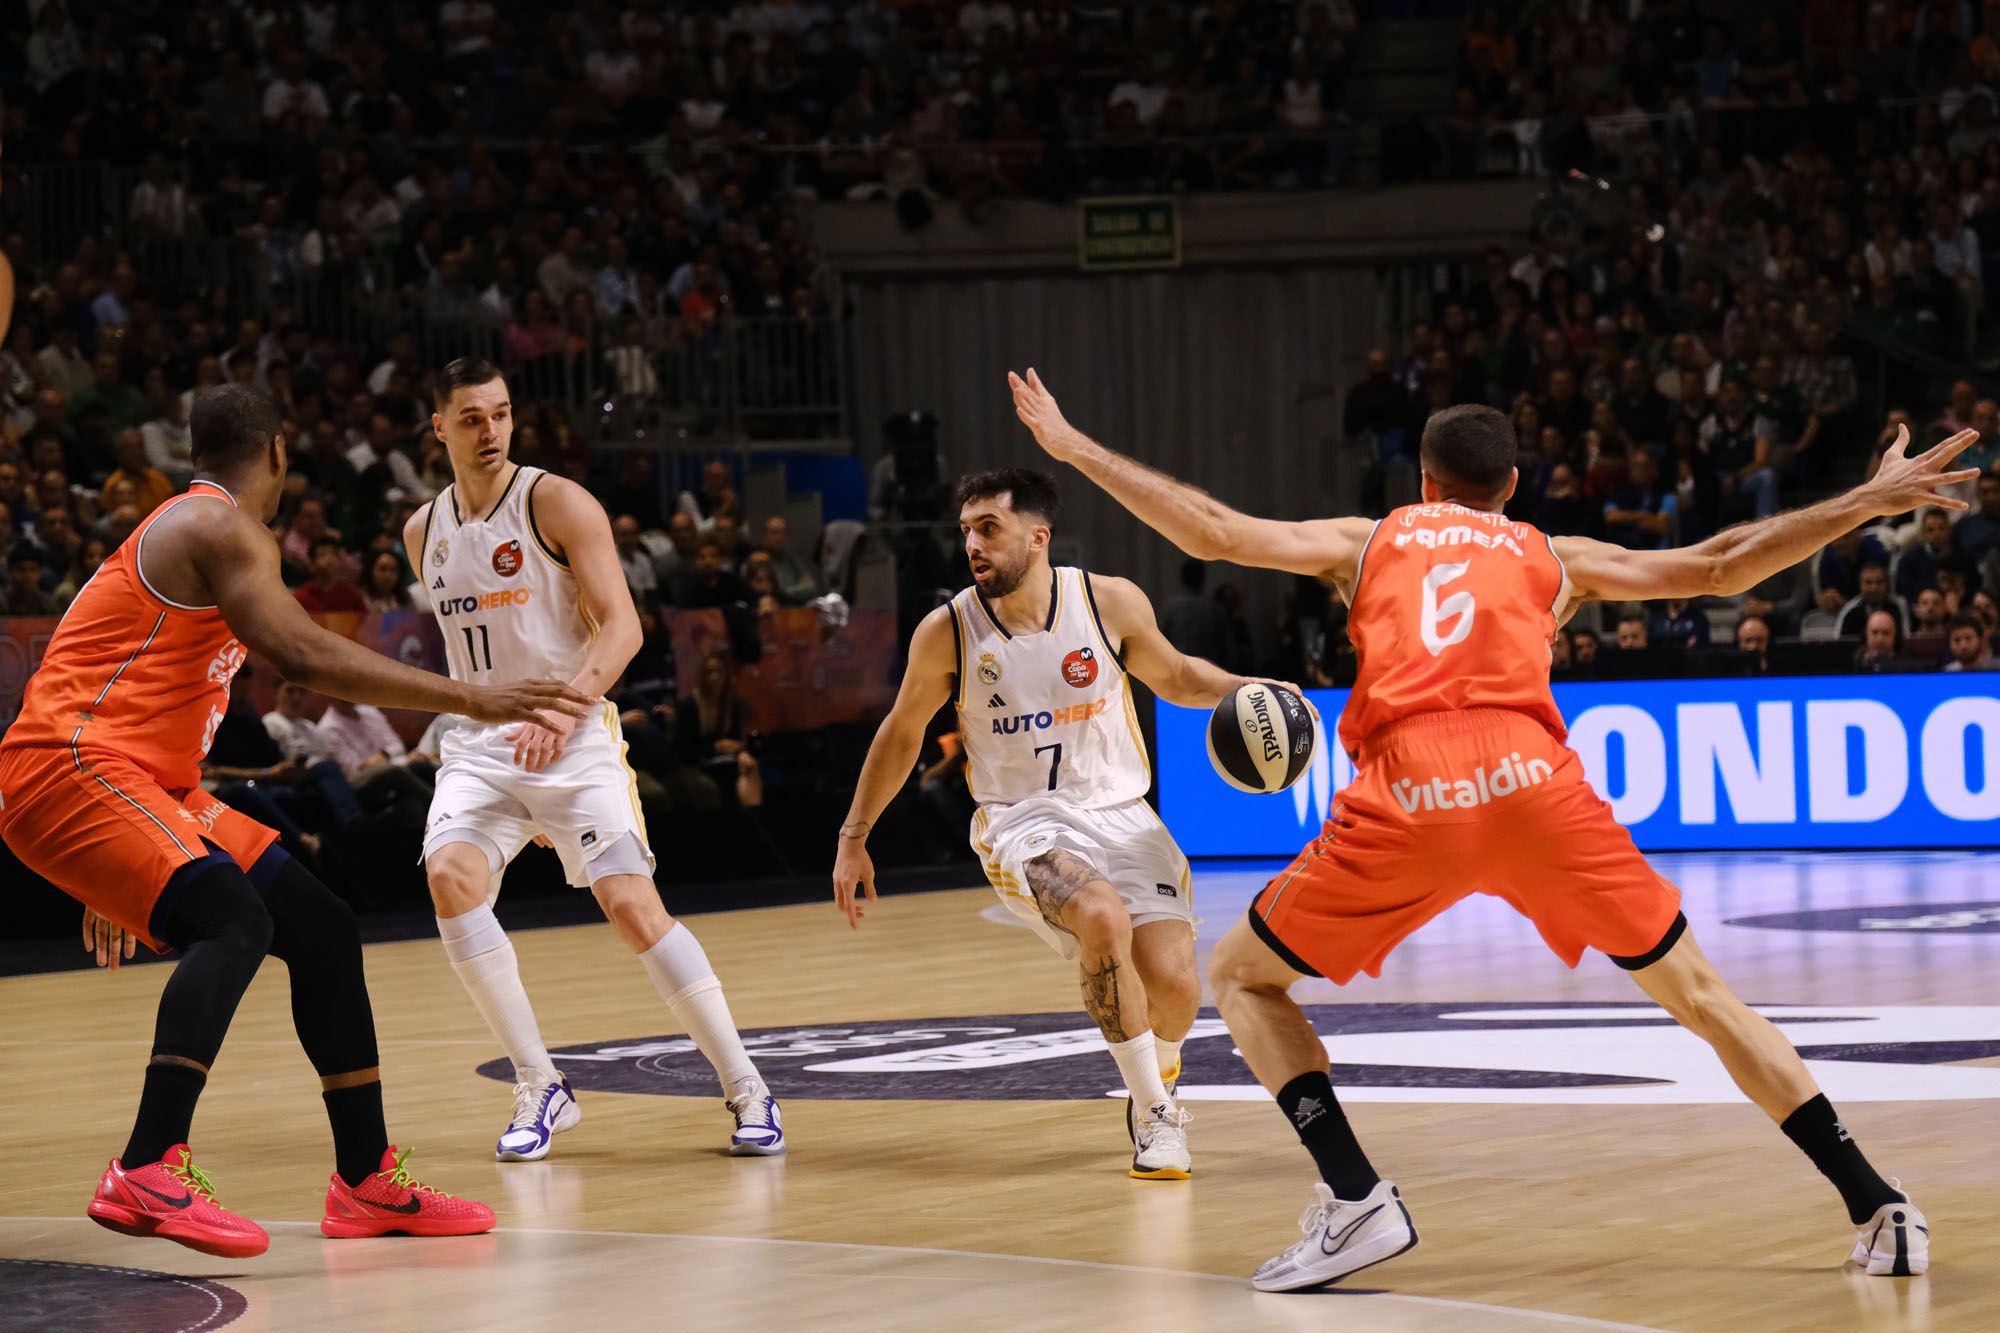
[
  {"left": 2, "top": 481, "right": 248, "bottom": 791},
  {"left": 1338, "top": 502, "right": 1568, "bottom": 762}
]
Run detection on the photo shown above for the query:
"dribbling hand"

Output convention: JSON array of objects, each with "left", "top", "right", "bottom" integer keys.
[
  {"left": 83, "top": 907, "right": 136, "bottom": 970},
  {"left": 832, "top": 833, "right": 878, "bottom": 930},
  {"left": 1865, "top": 424, "right": 1982, "bottom": 515}
]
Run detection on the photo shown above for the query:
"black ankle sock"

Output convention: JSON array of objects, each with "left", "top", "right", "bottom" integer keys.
[
  {"left": 324, "top": 1081, "right": 390, "bottom": 1188},
  {"left": 123, "top": 1060, "right": 208, "bottom": 1168},
  {"left": 1780, "top": 1093, "right": 1901, "bottom": 1225},
  {"left": 1276, "top": 1069, "right": 1380, "bottom": 1201}
]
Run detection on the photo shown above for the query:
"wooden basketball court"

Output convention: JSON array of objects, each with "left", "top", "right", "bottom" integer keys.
[{"left": 3, "top": 851, "right": 1995, "bottom": 1331}]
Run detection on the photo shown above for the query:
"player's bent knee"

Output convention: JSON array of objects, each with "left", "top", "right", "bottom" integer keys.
[
  {"left": 426, "top": 843, "right": 494, "bottom": 916},
  {"left": 1065, "top": 893, "right": 1131, "bottom": 955},
  {"left": 590, "top": 873, "right": 672, "bottom": 946},
  {"left": 1209, "top": 919, "right": 1294, "bottom": 997}
]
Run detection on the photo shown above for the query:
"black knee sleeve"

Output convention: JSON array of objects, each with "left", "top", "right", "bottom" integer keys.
[
  {"left": 256, "top": 852, "right": 379, "bottom": 1076},
  {"left": 146, "top": 859, "right": 274, "bottom": 1067}
]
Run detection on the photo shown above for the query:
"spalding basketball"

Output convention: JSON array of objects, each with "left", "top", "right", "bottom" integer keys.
[{"left": 1206, "top": 682, "right": 1316, "bottom": 794}]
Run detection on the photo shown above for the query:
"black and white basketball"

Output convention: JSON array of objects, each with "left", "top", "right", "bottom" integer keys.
[{"left": 1206, "top": 682, "right": 1316, "bottom": 794}]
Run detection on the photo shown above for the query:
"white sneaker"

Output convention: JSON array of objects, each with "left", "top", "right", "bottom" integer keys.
[
  {"left": 726, "top": 1077, "right": 785, "bottom": 1156},
  {"left": 1251, "top": 1180, "right": 1418, "bottom": 1292},
  {"left": 1849, "top": 1189, "right": 1929, "bottom": 1276},
  {"left": 1129, "top": 1100, "right": 1191, "bottom": 1180},
  {"left": 1125, "top": 1060, "right": 1180, "bottom": 1148},
  {"left": 496, "top": 1074, "right": 581, "bottom": 1162}
]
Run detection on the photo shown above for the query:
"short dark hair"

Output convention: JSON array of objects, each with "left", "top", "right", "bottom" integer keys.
[
  {"left": 952, "top": 468, "right": 1059, "bottom": 526},
  {"left": 1948, "top": 612, "right": 1984, "bottom": 634},
  {"left": 189, "top": 384, "right": 282, "bottom": 470},
  {"left": 309, "top": 535, "right": 342, "bottom": 558},
  {"left": 8, "top": 541, "right": 41, "bottom": 570},
  {"left": 433, "top": 356, "right": 506, "bottom": 409},
  {"left": 1419, "top": 404, "right": 1516, "bottom": 495}
]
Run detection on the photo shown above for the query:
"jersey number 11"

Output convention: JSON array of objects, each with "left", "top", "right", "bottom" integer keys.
[{"left": 461, "top": 624, "right": 493, "bottom": 672}]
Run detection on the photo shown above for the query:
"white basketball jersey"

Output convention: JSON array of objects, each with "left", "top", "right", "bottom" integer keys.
[
  {"left": 951, "top": 566, "right": 1150, "bottom": 811},
  {"left": 418, "top": 466, "right": 593, "bottom": 702}
]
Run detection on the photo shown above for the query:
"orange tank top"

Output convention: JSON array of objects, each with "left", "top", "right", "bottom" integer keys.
[
  {"left": 1339, "top": 502, "right": 1569, "bottom": 763},
  {"left": 2, "top": 481, "right": 248, "bottom": 791}
]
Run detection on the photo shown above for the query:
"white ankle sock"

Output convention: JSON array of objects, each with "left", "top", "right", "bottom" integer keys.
[
  {"left": 1155, "top": 1036, "right": 1184, "bottom": 1081},
  {"left": 638, "top": 924, "right": 758, "bottom": 1094},
  {"left": 1107, "top": 1031, "right": 1172, "bottom": 1109},
  {"left": 437, "top": 906, "right": 556, "bottom": 1085}
]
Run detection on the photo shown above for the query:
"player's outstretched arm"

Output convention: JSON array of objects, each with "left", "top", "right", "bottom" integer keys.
[
  {"left": 832, "top": 605, "right": 958, "bottom": 929},
  {"left": 1554, "top": 424, "right": 1980, "bottom": 606},
  {"left": 201, "top": 506, "right": 594, "bottom": 725},
  {"left": 1008, "top": 369, "right": 1371, "bottom": 584},
  {"left": 504, "top": 475, "right": 645, "bottom": 771},
  {"left": 1089, "top": 574, "right": 1251, "bottom": 708}
]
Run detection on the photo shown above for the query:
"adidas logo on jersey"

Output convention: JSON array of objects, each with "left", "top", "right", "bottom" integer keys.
[
  {"left": 988, "top": 693, "right": 1007, "bottom": 708},
  {"left": 1391, "top": 752, "right": 1556, "bottom": 814},
  {"left": 432, "top": 577, "right": 445, "bottom": 590}
]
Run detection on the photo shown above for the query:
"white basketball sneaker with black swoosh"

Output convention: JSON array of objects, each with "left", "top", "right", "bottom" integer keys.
[
  {"left": 1251, "top": 1180, "right": 1418, "bottom": 1292},
  {"left": 1849, "top": 1188, "right": 1929, "bottom": 1276}
]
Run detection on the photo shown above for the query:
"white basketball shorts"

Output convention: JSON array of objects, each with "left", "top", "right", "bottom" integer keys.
[
  {"left": 422, "top": 709, "right": 655, "bottom": 890},
  {"left": 971, "top": 796, "right": 1195, "bottom": 961}
]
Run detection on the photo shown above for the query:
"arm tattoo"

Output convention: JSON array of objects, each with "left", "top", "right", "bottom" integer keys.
[
  {"left": 1080, "top": 958, "right": 1129, "bottom": 1043},
  {"left": 1025, "top": 848, "right": 1102, "bottom": 932}
]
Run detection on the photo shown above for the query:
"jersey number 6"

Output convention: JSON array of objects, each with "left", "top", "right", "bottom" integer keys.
[{"left": 1419, "top": 561, "right": 1475, "bottom": 657}]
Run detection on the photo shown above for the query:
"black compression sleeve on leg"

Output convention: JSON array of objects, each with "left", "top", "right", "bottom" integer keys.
[
  {"left": 254, "top": 851, "right": 381, "bottom": 1075},
  {"left": 252, "top": 851, "right": 389, "bottom": 1180},
  {"left": 1609, "top": 912, "right": 1688, "bottom": 971},
  {"left": 124, "top": 860, "right": 274, "bottom": 1166},
  {"left": 1276, "top": 1070, "right": 1382, "bottom": 1202}
]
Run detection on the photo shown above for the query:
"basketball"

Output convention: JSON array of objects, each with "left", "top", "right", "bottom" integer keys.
[{"left": 1205, "top": 682, "right": 1316, "bottom": 794}]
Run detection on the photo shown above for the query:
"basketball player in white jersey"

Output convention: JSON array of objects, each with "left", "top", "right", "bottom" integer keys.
[
  {"left": 834, "top": 468, "right": 1292, "bottom": 1178},
  {"left": 407, "top": 358, "right": 781, "bottom": 1161}
]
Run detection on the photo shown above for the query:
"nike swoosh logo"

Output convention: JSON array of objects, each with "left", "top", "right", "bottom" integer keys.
[
  {"left": 132, "top": 1181, "right": 194, "bottom": 1209},
  {"left": 368, "top": 1195, "right": 426, "bottom": 1214},
  {"left": 1321, "top": 1204, "right": 1383, "bottom": 1256}
]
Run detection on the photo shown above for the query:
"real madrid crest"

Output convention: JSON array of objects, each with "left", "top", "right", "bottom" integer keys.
[
  {"left": 977, "top": 651, "right": 1002, "bottom": 685},
  {"left": 431, "top": 538, "right": 450, "bottom": 568}
]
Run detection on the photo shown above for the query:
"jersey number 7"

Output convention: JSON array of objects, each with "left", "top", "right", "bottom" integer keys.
[{"left": 1033, "top": 742, "right": 1063, "bottom": 792}]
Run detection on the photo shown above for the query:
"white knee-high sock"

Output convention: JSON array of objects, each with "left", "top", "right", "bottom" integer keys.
[
  {"left": 1155, "top": 1036, "right": 1184, "bottom": 1081},
  {"left": 1107, "top": 1031, "right": 1173, "bottom": 1110},
  {"left": 638, "top": 923, "right": 759, "bottom": 1094},
  {"left": 438, "top": 906, "right": 556, "bottom": 1085}
]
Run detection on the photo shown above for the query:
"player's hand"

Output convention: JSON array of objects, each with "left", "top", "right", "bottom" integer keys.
[
  {"left": 832, "top": 832, "right": 878, "bottom": 930},
  {"left": 82, "top": 907, "right": 136, "bottom": 970},
  {"left": 466, "top": 677, "right": 598, "bottom": 726},
  {"left": 1008, "top": 368, "right": 1081, "bottom": 460},
  {"left": 506, "top": 707, "right": 576, "bottom": 773},
  {"left": 1253, "top": 677, "right": 1322, "bottom": 729},
  {"left": 1864, "top": 424, "right": 1981, "bottom": 515}
]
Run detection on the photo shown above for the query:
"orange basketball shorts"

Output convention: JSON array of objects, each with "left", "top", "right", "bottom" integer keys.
[
  {"left": 0, "top": 745, "right": 280, "bottom": 951},
  {"left": 1249, "top": 708, "right": 1682, "bottom": 983}
]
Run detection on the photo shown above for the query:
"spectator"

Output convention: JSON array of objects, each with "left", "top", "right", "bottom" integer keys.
[
  {"left": 316, "top": 698, "right": 433, "bottom": 805},
  {"left": 33, "top": 504, "right": 83, "bottom": 593},
  {"left": 141, "top": 391, "right": 195, "bottom": 485},
  {"left": 261, "top": 680, "right": 368, "bottom": 831},
  {"left": 1945, "top": 613, "right": 1997, "bottom": 671},
  {"left": 35, "top": 326, "right": 92, "bottom": 400},
  {"left": 1602, "top": 449, "right": 1677, "bottom": 549},
  {"left": 1838, "top": 562, "right": 1911, "bottom": 638},
  {"left": 1912, "top": 586, "right": 1952, "bottom": 637},
  {"left": 75, "top": 353, "right": 147, "bottom": 432},
  {"left": 54, "top": 536, "right": 106, "bottom": 610},
  {"left": 674, "top": 651, "right": 764, "bottom": 808},
  {"left": 1647, "top": 598, "right": 1710, "bottom": 650},
  {"left": 282, "top": 494, "right": 343, "bottom": 571},
  {"left": 1158, "top": 558, "right": 1233, "bottom": 665},
  {"left": 614, "top": 513, "right": 659, "bottom": 603},
  {"left": 296, "top": 535, "right": 368, "bottom": 614},
  {"left": 678, "top": 464, "right": 739, "bottom": 537},
  {"left": 1854, "top": 609, "right": 1906, "bottom": 671},
  {"left": 1701, "top": 379, "right": 1778, "bottom": 519},
  {"left": 1953, "top": 472, "right": 2000, "bottom": 562},
  {"left": 759, "top": 516, "right": 820, "bottom": 606},
  {"left": 1, "top": 543, "right": 58, "bottom": 616},
  {"left": 1735, "top": 616, "right": 1771, "bottom": 673},
  {"left": 657, "top": 511, "right": 701, "bottom": 602},
  {"left": 362, "top": 549, "right": 414, "bottom": 613},
  {"left": 1531, "top": 462, "right": 1593, "bottom": 535},
  {"left": 1570, "top": 629, "right": 1601, "bottom": 668},
  {"left": 1896, "top": 508, "right": 1957, "bottom": 604},
  {"left": 539, "top": 226, "right": 592, "bottom": 308},
  {"left": 1615, "top": 614, "right": 1649, "bottom": 650},
  {"left": 101, "top": 429, "right": 175, "bottom": 518}
]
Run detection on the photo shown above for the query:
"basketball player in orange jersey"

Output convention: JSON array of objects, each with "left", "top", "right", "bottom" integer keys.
[
  {"left": 0, "top": 384, "right": 593, "bottom": 1260},
  {"left": 1010, "top": 369, "right": 1976, "bottom": 1288}
]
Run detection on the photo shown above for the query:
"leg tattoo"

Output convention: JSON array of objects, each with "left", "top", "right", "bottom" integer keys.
[
  {"left": 1025, "top": 848, "right": 1103, "bottom": 934},
  {"left": 1081, "top": 958, "right": 1129, "bottom": 1042}
]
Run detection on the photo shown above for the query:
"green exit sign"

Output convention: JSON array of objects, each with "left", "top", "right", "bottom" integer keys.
[{"left": 1078, "top": 197, "right": 1180, "bottom": 270}]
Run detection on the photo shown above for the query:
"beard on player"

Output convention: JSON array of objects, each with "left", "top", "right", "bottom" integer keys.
[{"left": 968, "top": 541, "right": 1032, "bottom": 597}]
